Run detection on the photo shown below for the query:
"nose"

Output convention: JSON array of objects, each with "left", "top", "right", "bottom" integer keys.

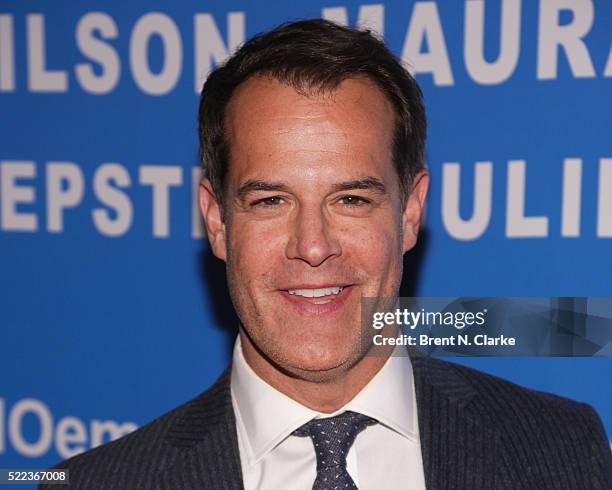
[{"left": 286, "top": 205, "right": 341, "bottom": 267}]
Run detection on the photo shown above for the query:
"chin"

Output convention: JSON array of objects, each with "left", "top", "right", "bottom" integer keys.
[{"left": 274, "top": 341, "right": 363, "bottom": 380}]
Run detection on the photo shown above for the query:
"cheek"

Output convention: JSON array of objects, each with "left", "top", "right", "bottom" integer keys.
[
  {"left": 340, "top": 220, "right": 401, "bottom": 271},
  {"left": 226, "top": 221, "right": 287, "bottom": 286}
]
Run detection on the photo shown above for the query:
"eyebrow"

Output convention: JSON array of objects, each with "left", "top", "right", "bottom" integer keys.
[
  {"left": 235, "top": 176, "right": 387, "bottom": 201},
  {"left": 236, "top": 180, "right": 291, "bottom": 201},
  {"left": 331, "top": 177, "right": 387, "bottom": 195}
]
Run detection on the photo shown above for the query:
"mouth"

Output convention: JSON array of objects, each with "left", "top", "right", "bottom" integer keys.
[
  {"left": 279, "top": 285, "right": 354, "bottom": 316},
  {"left": 286, "top": 286, "right": 345, "bottom": 304}
]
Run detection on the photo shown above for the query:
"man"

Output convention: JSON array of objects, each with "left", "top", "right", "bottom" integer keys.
[{"left": 43, "top": 19, "right": 611, "bottom": 490}]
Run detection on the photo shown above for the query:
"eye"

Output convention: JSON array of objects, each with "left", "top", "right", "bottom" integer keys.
[
  {"left": 252, "top": 196, "right": 285, "bottom": 207},
  {"left": 339, "top": 195, "right": 370, "bottom": 206}
]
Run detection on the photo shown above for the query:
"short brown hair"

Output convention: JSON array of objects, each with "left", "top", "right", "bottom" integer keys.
[{"left": 198, "top": 18, "right": 426, "bottom": 205}]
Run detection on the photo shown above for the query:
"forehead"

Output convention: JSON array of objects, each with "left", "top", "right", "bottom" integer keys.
[
  {"left": 226, "top": 75, "right": 395, "bottom": 131},
  {"left": 224, "top": 75, "right": 396, "bottom": 183},
  {"left": 231, "top": 77, "right": 395, "bottom": 152}
]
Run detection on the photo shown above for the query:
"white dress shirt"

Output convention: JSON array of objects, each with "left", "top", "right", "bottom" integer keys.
[{"left": 230, "top": 338, "right": 426, "bottom": 490}]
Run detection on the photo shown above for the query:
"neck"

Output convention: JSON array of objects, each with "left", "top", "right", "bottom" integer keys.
[{"left": 239, "top": 330, "right": 393, "bottom": 413}]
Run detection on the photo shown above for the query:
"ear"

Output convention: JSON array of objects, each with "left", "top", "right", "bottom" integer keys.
[
  {"left": 402, "top": 169, "right": 429, "bottom": 253},
  {"left": 199, "top": 178, "right": 227, "bottom": 261}
]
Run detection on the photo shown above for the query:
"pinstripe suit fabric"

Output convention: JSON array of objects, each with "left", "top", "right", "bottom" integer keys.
[{"left": 41, "top": 352, "right": 612, "bottom": 489}]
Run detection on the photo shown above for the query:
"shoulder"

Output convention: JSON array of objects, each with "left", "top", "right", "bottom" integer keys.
[
  {"left": 412, "top": 354, "right": 612, "bottom": 485},
  {"left": 40, "top": 368, "right": 232, "bottom": 490},
  {"left": 416, "top": 353, "right": 606, "bottom": 430},
  {"left": 411, "top": 351, "right": 600, "bottom": 419},
  {"left": 439, "top": 356, "right": 603, "bottom": 423}
]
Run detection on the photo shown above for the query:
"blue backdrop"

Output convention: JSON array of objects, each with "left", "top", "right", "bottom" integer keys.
[{"left": 1, "top": 0, "right": 611, "bottom": 475}]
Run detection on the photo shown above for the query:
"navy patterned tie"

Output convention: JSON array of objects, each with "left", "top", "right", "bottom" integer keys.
[{"left": 293, "top": 411, "right": 377, "bottom": 489}]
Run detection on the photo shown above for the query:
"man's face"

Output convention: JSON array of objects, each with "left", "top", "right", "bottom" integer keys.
[{"left": 201, "top": 76, "right": 427, "bottom": 381}]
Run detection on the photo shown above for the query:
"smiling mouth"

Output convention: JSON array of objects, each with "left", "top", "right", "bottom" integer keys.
[
  {"left": 285, "top": 286, "right": 346, "bottom": 304},
  {"left": 279, "top": 285, "right": 354, "bottom": 316}
]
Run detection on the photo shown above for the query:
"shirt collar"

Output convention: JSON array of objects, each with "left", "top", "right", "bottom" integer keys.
[
  {"left": 230, "top": 337, "right": 417, "bottom": 466},
  {"left": 342, "top": 344, "right": 417, "bottom": 442}
]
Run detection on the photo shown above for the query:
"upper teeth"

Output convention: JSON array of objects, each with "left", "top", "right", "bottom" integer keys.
[{"left": 288, "top": 287, "right": 343, "bottom": 298}]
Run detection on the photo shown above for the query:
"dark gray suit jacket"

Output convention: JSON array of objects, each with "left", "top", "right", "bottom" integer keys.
[{"left": 42, "top": 353, "right": 612, "bottom": 489}]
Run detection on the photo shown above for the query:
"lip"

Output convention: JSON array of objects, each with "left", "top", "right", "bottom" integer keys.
[
  {"left": 281, "top": 283, "right": 349, "bottom": 290},
  {"left": 279, "top": 285, "right": 354, "bottom": 317}
]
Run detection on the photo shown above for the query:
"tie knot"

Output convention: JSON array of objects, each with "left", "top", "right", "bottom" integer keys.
[{"left": 293, "top": 411, "right": 377, "bottom": 470}]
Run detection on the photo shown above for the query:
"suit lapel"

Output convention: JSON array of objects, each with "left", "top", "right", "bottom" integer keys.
[
  {"left": 162, "top": 368, "right": 244, "bottom": 490},
  {"left": 157, "top": 354, "right": 502, "bottom": 489},
  {"left": 410, "top": 351, "right": 500, "bottom": 489}
]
